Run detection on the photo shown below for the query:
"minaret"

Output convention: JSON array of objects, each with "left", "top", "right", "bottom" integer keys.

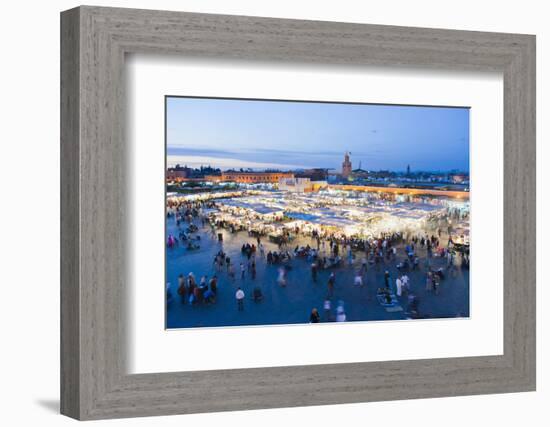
[{"left": 342, "top": 151, "right": 352, "bottom": 178}]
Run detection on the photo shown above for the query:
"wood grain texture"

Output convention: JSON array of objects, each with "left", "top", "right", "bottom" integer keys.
[
  {"left": 60, "top": 7, "right": 80, "bottom": 419},
  {"left": 60, "top": 5, "right": 536, "bottom": 420}
]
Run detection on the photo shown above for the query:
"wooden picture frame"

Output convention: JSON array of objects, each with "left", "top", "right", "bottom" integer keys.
[{"left": 60, "top": 5, "right": 536, "bottom": 420}]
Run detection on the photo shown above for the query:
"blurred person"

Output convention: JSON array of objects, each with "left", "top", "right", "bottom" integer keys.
[
  {"left": 235, "top": 287, "right": 245, "bottom": 311},
  {"left": 309, "top": 308, "right": 321, "bottom": 323}
]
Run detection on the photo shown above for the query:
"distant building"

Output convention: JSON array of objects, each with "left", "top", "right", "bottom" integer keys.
[
  {"left": 220, "top": 171, "right": 294, "bottom": 184},
  {"left": 351, "top": 160, "right": 369, "bottom": 180},
  {"left": 342, "top": 152, "right": 352, "bottom": 178},
  {"left": 278, "top": 177, "right": 328, "bottom": 192},
  {"left": 326, "top": 170, "right": 340, "bottom": 184},
  {"left": 279, "top": 177, "right": 312, "bottom": 192},
  {"left": 369, "top": 170, "right": 394, "bottom": 179},
  {"left": 406, "top": 164, "right": 411, "bottom": 176},
  {"left": 166, "top": 165, "right": 192, "bottom": 181},
  {"left": 450, "top": 173, "right": 469, "bottom": 184},
  {"left": 295, "top": 168, "right": 329, "bottom": 181}
]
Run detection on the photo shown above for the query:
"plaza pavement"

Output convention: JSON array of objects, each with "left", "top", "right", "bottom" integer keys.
[{"left": 166, "top": 217, "right": 469, "bottom": 329}]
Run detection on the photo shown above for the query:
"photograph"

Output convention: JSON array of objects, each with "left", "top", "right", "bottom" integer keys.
[{"left": 164, "top": 96, "right": 471, "bottom": 329}]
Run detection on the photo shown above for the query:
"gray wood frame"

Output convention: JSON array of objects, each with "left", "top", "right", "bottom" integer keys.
[{"left": 60, "top": 5, "right": 536, "bottom": 420}]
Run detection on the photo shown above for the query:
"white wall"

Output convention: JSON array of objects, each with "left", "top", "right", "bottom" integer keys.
[{"left": 0, "top": 0, "right": 546, "bottom": 425}]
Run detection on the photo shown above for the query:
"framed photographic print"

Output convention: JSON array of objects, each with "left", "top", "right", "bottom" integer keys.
[{"left": 61, "top": 6, "right": 536, "bottom": 420}]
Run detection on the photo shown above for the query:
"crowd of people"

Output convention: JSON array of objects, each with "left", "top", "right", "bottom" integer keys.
[
  {"left": 167, "top": 272, "right": 219, "bottom": 305},
  {"left": 166, "top": 196, "right": 469, "bottom": 323}
]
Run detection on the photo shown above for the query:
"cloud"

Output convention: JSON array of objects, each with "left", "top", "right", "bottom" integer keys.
[
  {"left": 167, "top": 145, "right": 348, "bottom": 157},
  {"left": 167, "top": 155, "right": 308, "bottom": 171}
]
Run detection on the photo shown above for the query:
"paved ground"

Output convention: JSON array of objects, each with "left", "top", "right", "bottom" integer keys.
[{"left": 166, "top": 217, "right": 469, "bottom": 329}]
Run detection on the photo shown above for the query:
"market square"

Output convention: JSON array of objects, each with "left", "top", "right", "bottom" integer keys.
[{"left": 165, "top": 97, "right": 470, "bottom": 329}]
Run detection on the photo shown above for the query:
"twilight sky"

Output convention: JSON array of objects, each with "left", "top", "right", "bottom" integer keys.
[{"left": 166, "top": 96, "right": 469, "bottom": 172}]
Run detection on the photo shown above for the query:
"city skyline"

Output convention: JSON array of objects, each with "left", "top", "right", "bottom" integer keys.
[
  {"left": 167, "top": 96, "right": 470, "bottom": 173},
  {"left": 167, "top": 162, "right": 469, "bottom": 175}
]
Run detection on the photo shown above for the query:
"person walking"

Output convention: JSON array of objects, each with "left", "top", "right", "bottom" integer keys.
[
  {"left": 277, "top": 267, "right": 287, "bottom": 287},
  {"left": 235, "top": 287, "right": 245, "bottom": 311},
  {"left": 240, "top": 262, "right": 245, "bottom": 280},
  {"left": 309, "top": 308, "right": 321, "bottom": 323},
  {"left": 401, "top": 274, "right": 410, "bottom": 294},
  {"left": 336, "top": 305, "right": 346, "bottom": 322},
  {"left": 187, "top": 273, "right": 196, "bottom": 303},
  {"left": 323, "top": 299, "right": 332, "bottom": 321},
  {"left": 361, "top": 257, "right": 368, "bottom": 273},
  {"left": 177, "top": 274, "right": 186, "bottom": 303},
  {"left": 327, "top": 272, "right": 336, "bottom": 297},
  {"left": 347, "top": 244, "right": 353, "bottom": 266},
  {"left": 426, "top": 272, "right": 432, "bottom": 291},
  {"left": 396, "top": 276, "right": 403, "bottom": 297},
  {"left": 433, "top": 274, "right": 440, "bottom": 295},
  {"left": 354, "top": 270, "right": 363, "bottom": 287},
  {"left": 311, "top": 262, "right": 318, "bottom": 283},
  {"left": 209, "top": 275, "right": 218, "bottom": 295},
  {"left": 251, "top": 261, "right": 257, "bottom": 279}
]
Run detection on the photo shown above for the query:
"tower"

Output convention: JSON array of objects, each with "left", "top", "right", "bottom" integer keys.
[
  {"left": 342, "top": 151, "right": 352, "bottom": 178},
  {"left": 407, "top": 164, "right": 411, "bottom": 176}
]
